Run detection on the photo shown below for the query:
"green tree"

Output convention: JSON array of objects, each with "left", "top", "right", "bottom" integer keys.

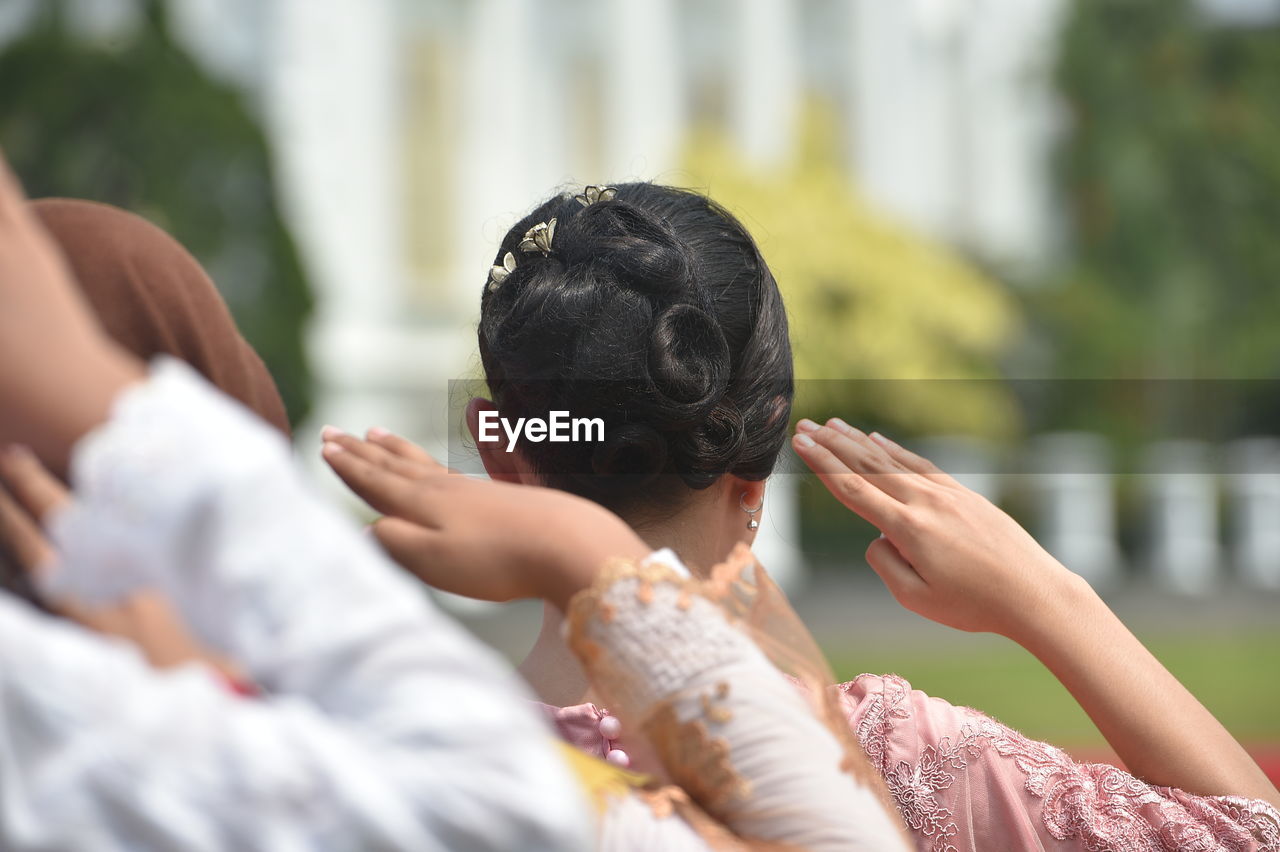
[
  {"left": 0, "top": 0, "right": 313, "bottom": 424},
  {"left": 681, "top": 102, "right": 1021, "bottom": 440},
  {"left": 1042, "top": 0, "right": 1280, "bottom": 441}
]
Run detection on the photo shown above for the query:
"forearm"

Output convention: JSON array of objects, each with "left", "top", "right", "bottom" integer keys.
[
  {"left": 3, "top": 337, "right": 143, "bottom": 476},
  {"left": 568, "top": 552, "right": 906, "bottom": 850},
  {"left": 1015, "top": 572, "right": 1280, "bottom": 807}
]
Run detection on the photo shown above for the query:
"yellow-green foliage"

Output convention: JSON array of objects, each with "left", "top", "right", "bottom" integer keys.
[{"left": 678, "top": 103, "right": 1021, "bottom": 439}]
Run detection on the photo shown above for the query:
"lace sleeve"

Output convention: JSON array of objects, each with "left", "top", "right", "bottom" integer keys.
[
  {"left": 566, "top": 546, "right": 908, "bottom": 851},
  {"left": 839, "top": 673, "right": 1280, "bottom": 852}
]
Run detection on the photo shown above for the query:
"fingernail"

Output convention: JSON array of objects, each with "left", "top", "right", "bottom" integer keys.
[
  {"left": 796, "top": 419, "right": 820, "bottom": 433},
  {"left": 828, "top": 417, "right": 854, "bottom": 435},
  {"left": 320, "top": 425, "right": 344, "bottom": 442},
  {"left": 869, "top": 432, "right": 896, "bottom": 449},
  {"left": 321, "top": 441, "right": 344, "bottom": 457},
  {"left": 367, "top": 426, "right": 390, "bottom": 439},
  {"left": 794, "top": 433, "right": 816, "bottom": 449}
]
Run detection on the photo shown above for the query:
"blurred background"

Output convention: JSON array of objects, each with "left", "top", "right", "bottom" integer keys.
[{"left": 1, "top": 0, "right": 1276, "bottom": 776}]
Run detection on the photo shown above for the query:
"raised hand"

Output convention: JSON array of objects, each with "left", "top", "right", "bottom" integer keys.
[
  {"left": 791, "top": 417, "right": 1082, "bottom": 641},
  {"left": 321, "top": 427, "right": 648, "bottom": 609},
  {"left": 794, "top": 417, "right": 1280, "bottom": 806}
]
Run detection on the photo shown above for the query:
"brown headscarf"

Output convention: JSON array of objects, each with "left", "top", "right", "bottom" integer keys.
[
  {"left": 30, "top": 198, "right": 291, "bottom": 435},
  {"left": 0, "top": 199, "right": 291, "bottom": 601}
]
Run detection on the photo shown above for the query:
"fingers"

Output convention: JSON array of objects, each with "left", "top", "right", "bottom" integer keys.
[
  {"left": 867, "top": 432, "right": 962, "bottom": 488},
  {"left": 322, "top": 441, "right": 423, "bottom": 518},
  {"left": 795, "top": 417, "right": 925, "bottom": 501},
  {"left": 0, "top": 484, "right": 56, "bottom": 572},
  {"left": 321, "top": 426, "right": 444, "bottom": 477},
  {"left": 365, "top": 427, "right": 438, "bottom": 467},
  {"left": 792, "top": 431, "right": 903, "bottom": 530},
  {"left": 865, "top": 535, "right": 928, "bottom": 606},
  {"left": 321, "top": 429, "right": 431, "bottom": 481},
  {"left": 0, "top": 444, "right": 71, "bottom": 523}
]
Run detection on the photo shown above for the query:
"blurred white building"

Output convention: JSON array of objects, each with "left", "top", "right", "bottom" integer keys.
[{"left": 0, "top": 0, "right": 1070, "bottom": 590}]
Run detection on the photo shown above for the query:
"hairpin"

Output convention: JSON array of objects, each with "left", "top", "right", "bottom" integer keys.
[
  {"left": 519, "top": 218, "right": 556, "bottom": 255},
  {"left": 487, "top": 251, "right": 517, "bottom": 292},
  {"left": 575, "top": 185, "right": 617, "bottom": 207}
]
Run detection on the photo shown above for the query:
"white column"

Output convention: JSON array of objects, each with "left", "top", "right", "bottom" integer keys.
[
  {"left": 1030, "top": 433, "right": 1123, "bottom": 589},
  {"left": 731, "top": 0, "right": 801, "bottom": 168},
  {"left": 844, "top": 0, "right": 965, "bottom": 238},
  {"left": 957, "top": 0, "right": 1067, "bottom": 268},
  {"left": 264, "top": 0, "right": 400, "bottom": 330},
  {"left": 263, "top": 0, "right": 416, "bottom": 475},
  {"left": 1226, "top": 437, "right": 1280, "bottom": 589},
  {"left": 456, "top": 0, "right": 532, "bottom": 289},
  {"left": 756, "top": 462, "right": 805, "bottom": 595},
  {"left": 1142, "top": 441, "right": 1220, "bottom": 594},
  {"left": 455, "top": 0, "right": 563, "bottom": 293},
  {"left": 602, "top": 0, "right": 684, "bottom": 179}
]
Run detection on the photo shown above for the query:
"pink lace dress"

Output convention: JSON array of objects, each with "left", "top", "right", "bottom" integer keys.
[{"left": 544, "top": 675, "right": 1280, "bottom": 851}]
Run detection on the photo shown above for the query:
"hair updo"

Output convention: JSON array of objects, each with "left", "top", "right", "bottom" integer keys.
[{"left": 478, "top": 183, "right": 793, "bottom": 516}]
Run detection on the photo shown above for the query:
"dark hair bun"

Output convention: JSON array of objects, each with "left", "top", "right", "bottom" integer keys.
[
  {"left": 648, "top": 303, "right": 730, "bottom": 427},
  {"left": 479, "top": 183, "right": 793, "bottom": 515}
]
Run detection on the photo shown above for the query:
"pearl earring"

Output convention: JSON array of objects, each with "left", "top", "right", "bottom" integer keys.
[{"left": 740, "top": 492, "right": 763, "bottom": 531}]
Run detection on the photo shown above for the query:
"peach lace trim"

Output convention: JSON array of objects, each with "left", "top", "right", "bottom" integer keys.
[
  {"left": 645, "top": 694, "right": 751, "bottom": 813},
  {"left": 565, "top": 545, "right": 902, "bottom": 840}
]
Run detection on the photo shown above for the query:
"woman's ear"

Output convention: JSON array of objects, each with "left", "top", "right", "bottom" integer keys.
[
  {"left": 465, "top": 398, "right": 537, "bottom": 485},
  {"left": 739, "top": 477, "right": 766, "bottom": 512},
  {"left": 733, "top": 476, "right": 767, "bottom": 542}
]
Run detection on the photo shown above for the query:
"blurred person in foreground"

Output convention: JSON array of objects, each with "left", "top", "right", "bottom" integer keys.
[
  {"left": 321, "top": 183, "right": 1279, "bottom": 852},
  {"left": 0, "top": 197, "right": 291, "bottom": 642},
  {"left": 0, "top": 172, "right": 907, "bottom": 849}
]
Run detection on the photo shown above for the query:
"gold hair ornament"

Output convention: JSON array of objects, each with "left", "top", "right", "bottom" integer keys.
[
  {"left": 519, "top": 217, "right": 557, "bottom": 255},
  {"left": 575, "top": 185, "right": 618, "bottom": 207},
  {"left": 487, "top": 251, "right": 517, "bottom": 293}
]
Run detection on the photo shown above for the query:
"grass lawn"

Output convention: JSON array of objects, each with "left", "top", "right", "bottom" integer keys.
[{"left": 826, "top": 628, "right": 1280, "bottom": 752}]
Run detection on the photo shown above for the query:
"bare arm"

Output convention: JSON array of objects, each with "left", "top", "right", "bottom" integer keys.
[
  {"left": 792, "top": 417, "right": 1280, "bottom": 808},
  {"left": 1018, "top": 568, "right": 1278, "bottom": 806}
]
